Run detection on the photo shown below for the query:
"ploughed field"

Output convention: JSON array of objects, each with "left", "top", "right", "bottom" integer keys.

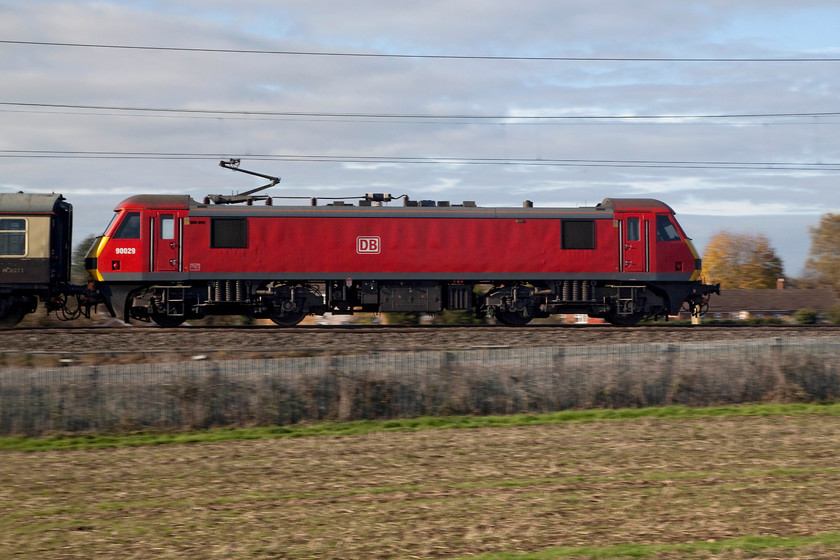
[
  {"left": 2, "top": 324, "right": 839, "bottom": 364},
  {"left": 3, "top": 414, "right": 840, "bottom": 559},
  {"left": 4, "top": 323, "right": 840, "bottom": 558}
]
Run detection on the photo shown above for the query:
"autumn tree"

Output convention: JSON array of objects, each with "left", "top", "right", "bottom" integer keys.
[
  {"left": 803, "top": 213, "right": 840, "bottom": 291},
  {"left": 702, "top": 231, "right": 783, "bottom": 289}
]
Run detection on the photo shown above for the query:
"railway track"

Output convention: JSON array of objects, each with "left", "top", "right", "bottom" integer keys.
[{"left": 2, "top": 324, "right": 840, "bottom": 365}]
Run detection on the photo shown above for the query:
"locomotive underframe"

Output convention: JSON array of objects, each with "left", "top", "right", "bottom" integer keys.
[{"left": 119, "top": 277, "right": 714, "bottom": 327}]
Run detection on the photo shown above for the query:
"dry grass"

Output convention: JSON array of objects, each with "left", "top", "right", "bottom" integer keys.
[
  {"left": 5, "top": 337, "right": 840, "bottom": 436},
  {"left": 2, "top": 415, "right": 840, "bottom": 559}
]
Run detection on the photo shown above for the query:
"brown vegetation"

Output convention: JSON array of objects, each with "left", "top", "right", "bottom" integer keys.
[
  {"left": 3, "top": 416, "right": 840, "bottom": 559},
  {"left": 702, "top": 231, "right": 784, "bottom": 289},
  {"left": 2, "top": 337, "right": 839, "bottom": 436}
]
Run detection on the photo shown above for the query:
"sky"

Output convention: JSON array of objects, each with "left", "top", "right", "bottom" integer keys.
[{"left": 2, "top": 1, "right": 839, "bottom": 276}]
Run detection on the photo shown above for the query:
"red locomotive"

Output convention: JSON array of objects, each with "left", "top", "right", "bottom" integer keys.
[
  {"left": 78, "top": 161, "right": 718, "bottom": 327},
  {"left": 0, "top": 161, "right": 717, "bottom": 327}
]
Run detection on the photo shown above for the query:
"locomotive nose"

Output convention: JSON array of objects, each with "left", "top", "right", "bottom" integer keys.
[
  {"left": 85, "top": 236, "right": 107, "bottom": 282},
  {"left": 683, "top": 239, "right": 703, "bottom": 281}
]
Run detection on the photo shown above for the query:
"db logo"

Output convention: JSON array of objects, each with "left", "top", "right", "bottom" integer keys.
[{"left": 356, "top": 236, "right": 381, "bottom": 254}]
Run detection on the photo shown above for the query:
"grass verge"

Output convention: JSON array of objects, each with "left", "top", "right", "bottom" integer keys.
[
  {"left": 2, "top": 402, "right": 839, "bottom": 452},
  {"left": 454, "top": 532, "right": 840, "bottom": 559}
]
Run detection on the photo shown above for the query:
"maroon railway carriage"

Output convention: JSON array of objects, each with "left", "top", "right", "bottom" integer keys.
[
  {"left": 86, "top": 193, "right": 717, "bottom": 326},
  {"left": 0, "top": 193, "right": 73, "bottom": 326}
]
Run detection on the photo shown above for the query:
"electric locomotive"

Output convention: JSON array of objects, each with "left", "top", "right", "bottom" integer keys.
[{"left": 83, "top": 161, "right": 718, "bottom": 327}]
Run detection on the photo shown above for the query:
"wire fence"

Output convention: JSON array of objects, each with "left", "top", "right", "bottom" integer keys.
[{"left": 2, "top": 336, "right": 840, "bottom": 435}]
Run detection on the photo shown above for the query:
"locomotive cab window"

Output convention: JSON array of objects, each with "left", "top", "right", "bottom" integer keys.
[
  {"left": 211, "top": 217, "right": 247, "bottom": 248},
  {"left": 656, "top": 215, "right": 681, "bottom": 242},
  {"left": 112, "top": 212, "right": 141, "bottom": 240},
  {"left": 0, "top": 218, "right": 26, "bottom": 256},
  {"left": 562, "top": 220, "right": 595, "bottom": 250}
]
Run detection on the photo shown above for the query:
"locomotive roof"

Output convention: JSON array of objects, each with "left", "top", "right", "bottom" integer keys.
[
  {"left": 114, "top": 194, "right": 194, "bottom": 210},
  {"left": 113, "top": 194, "right": 676, "bottom": 215},
  {"left": 599, "top": 198, "right": 675, "bottom": 213},
  {"left": 0, "top": 192, "right": 68, "bottom": 214}
]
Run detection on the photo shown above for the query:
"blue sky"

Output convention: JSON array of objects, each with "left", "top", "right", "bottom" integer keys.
[
  {"left": 1, "top": 1, "right": 839, "bottom": 275},
  {"left": 720, "top": 8, "right": 840, "bottom": 52}
]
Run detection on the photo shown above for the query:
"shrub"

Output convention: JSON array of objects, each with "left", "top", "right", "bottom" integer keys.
[
  {"left": 433, "top": 309, "right": 483, "bottom": 325},
  {"left": 826, "top": 303, "right": 840, "bottom": 325},
  {"left": 793, "top": 308, "right": 818, "bottom": 324},
  {"left": 382, "top": 312, "right": 420, "bottom": 325}
]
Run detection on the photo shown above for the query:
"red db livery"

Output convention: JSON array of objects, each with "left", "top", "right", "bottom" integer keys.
[
  {"left": 80, "top": 163, "right": 718, "bottom": 327},
  {"left": 0, "top": 162, "right": 718, "bottom": 327}
]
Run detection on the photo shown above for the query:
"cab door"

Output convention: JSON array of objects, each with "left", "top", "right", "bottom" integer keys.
[
  {"left": 151, "top": 211, "right": 184, "bottom": 272},
  {"left": 620, "top": 214, "right": 649, "bottom": 273}
]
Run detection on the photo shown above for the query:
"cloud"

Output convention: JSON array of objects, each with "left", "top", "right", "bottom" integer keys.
[
  {"left": 2, "top": 0, "right": 839, "bottom": 278},
  {"left": 679, "top": 199, "right": 828, "bottom": 217}
]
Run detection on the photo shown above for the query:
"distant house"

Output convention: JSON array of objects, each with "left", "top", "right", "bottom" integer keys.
[{"left": 685, "top": 280, "right": 837, "bottom": 322}]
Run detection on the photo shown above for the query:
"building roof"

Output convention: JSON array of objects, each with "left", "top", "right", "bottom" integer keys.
[{"left": 710, "top": 289, "right": 838, "bottom": 314}]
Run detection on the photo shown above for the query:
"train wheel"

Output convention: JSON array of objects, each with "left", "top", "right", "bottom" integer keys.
[
  {"left": 150, "top": 313, "right": 186, "bottom": 328},
  {"left": 604, "top": 313, "right": 644, "bottom": 326},
  {"left": 0, "top": 302, "right": 26, "bottom": 328},
  {"left": 494, "top": 310, "right": 532, "bottom": 326},
  {"left": 270, "top": 310, "right": 306, "bottom": 326}
]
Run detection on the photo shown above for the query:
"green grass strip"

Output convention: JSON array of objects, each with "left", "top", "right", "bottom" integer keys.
[
  {"left": 447, "top": 532, "right": 840, "bottom": 559},
  {"left": 2, "top": 402, "right": 840, "bottom": 452}
]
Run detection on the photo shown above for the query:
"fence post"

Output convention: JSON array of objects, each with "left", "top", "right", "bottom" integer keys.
[
  {"left": 89, "top": 365, "right": 100, "bottom": 432},
  {"left": 769, "top": 337, "right": 792, "bottom": 402},
  {"left": 337, "top": 370, "right": 355, "bottom": 421},
  {"left": 771, "top": 337, "right": 785, "bottom": 387}
]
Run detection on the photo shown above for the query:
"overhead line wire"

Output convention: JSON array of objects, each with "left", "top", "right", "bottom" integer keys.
[
  {"left": 1, "top": 150, "right": 838, "bottom": 171},
  {"left": 3, "top": 40, "right": 840, "bottom": 62},
  {"left": 1, "top": 102, "right": 838, "bottom": 121}
]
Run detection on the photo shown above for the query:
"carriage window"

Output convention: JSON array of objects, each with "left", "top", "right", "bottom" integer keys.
[
  {"left": 0, "top": 218, "right": 26, "bottom": 256},
  {"left": 113, "top": 212, "right": 141, "bottom": 239},
  {"left": 656, "top": 215, "right": 681, "bottom": 241},
  {"left": 211, "top": 218, "right": 247, "bottom": 248},
  {"left": 562, "top": 220, "right": 595, "bottom": 249},
  {"left": 160, "top": 215, "right": 175, "bottom": 240}
]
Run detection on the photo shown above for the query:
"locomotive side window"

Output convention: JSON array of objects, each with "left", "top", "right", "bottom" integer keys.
[
  {"left": 0, "top": 218, "right": 26, "bottom": 256},
  {"left": 211, "top": 218, "right": 247, "bottom": 248},
  {"left": 562, "top": 220, "right": 595, "bottom": 249},
  {"left": 113, "top": 212, "right": 141, "bottom": 239},
  {"left": 656, "top": 215, "right": 681, "bottom": 241},
  {"left": 160, "top": 215, "right": 175, "bottom": 240},
  {"left": 626, "top": 217, "right": 640, "bottom": 241}
]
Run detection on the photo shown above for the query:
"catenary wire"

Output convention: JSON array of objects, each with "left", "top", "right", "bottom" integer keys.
[
  {"left": 1, "top": 107, "right": 837, "bottom": 127},
  {"left": 3, "top": 40, "right": 840, "bottom": 62},
  {"left": 1, "top": 150, "right": 838, "bottom": 171},
  {"left": 1, "top": 102, "right": 839, "bottom": 122}
]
